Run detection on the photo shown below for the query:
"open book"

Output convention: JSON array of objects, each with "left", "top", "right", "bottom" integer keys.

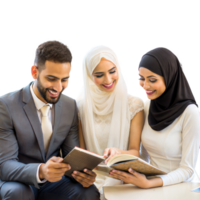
[
  {"left": 95, "top": 154, "right": 167, "bottom": 176},
  {"left": 63, "top": 147, "right": 166, "bottom": 177},
  {"left": 63, "top": 146, "right": 104, "bottom": 176}
]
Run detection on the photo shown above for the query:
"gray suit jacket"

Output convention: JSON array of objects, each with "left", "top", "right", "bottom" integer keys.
[{"left": 0, "top": 83, "right": 79, "bottom": 189}]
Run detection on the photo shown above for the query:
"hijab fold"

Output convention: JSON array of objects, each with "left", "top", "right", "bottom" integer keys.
[
  {"left": 139, "top": 47, "right": 197, "bottom": 131},
  {"left": 77, "top": 46, "right": 130, "bottom": 154}
]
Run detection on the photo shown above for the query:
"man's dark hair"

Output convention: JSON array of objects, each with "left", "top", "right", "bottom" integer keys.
[{"left": 34, "top": 41, "right": 72, "bottom": 71}]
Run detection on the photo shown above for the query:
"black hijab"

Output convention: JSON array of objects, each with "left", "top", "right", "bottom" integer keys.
[{"left": 139, "top": 47, "right": 197, "bottom": 131}]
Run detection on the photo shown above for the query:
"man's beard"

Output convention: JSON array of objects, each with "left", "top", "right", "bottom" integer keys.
[{"left": 36, "top": 77, "right": 62, "bottom": 104}]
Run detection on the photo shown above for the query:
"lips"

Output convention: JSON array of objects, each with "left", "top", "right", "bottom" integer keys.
[
  {"left": 146, "top": 90, "right": 156, "bottom": 95},
  {"left": 48, "top": 89, "right": 59, "bottom": 97},
  {"left": 102, "top": 81, "right": 114, "bottom": 89}
]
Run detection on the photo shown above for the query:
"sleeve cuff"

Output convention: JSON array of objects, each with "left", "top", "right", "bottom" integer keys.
[{"left": 36, "top": 164, "right": 47, "bottom": 183}]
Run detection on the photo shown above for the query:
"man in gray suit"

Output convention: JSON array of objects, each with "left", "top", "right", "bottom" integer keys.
[{"left": 0, "top": 41, "right": 100, "bottom": 200}]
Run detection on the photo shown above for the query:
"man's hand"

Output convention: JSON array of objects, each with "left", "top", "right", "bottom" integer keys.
[
  {"left": 39, "top": 156, "right": 71, "bottom": 182},
  {"left": 72, "top": 169, "right": 96, "bottom": 188}
]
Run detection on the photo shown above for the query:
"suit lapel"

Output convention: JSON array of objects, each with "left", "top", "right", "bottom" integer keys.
[
  {"left": 46, "top": 99, "right": 62, "bottom": 158},
  {"left": 22, "top": 83, "right": 45, "bottom": 162}
]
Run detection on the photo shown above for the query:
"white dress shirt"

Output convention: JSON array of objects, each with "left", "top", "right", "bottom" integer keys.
[{"left": 30, "top": 84, "right": 54, "bottom": 183}]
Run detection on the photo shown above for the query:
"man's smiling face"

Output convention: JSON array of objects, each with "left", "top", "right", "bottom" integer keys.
[{"left": 32, "top": 60, "right": 71, "bottom": 104}]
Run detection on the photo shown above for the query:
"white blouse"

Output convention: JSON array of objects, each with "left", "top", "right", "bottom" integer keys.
[
  {"left": 142, "top": 101, "right": 200, "bottom": 186},
  {"left": 78, "top": 95, "right": 144, "bottom": 154},
  {"left": 92, "top": 95, "right": 144, "bottom": 154},
  {"left": 79, "top": 95, "right": 144, "bottom": 200}
]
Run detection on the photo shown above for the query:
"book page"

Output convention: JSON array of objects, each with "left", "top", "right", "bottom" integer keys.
[{"left": 107, "top": 154, "right": 138, "bottom": 167}]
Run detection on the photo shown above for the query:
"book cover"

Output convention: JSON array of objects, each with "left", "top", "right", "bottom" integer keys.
[
  {"left": 111, "top": 159, "right": 167, "bottom": 175},
  {"left": 63, "top": 147, "right": 105, "bottom": 176},
  {"left": 96, "top": 154, "right": 167, "bottom": 176}
]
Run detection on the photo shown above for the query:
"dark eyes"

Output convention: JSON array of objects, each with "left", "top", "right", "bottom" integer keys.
[
  {"left": 47, "top": 78, "right": 68, "bottom": 82},
  {"left": 47, "top": 78, "right": 55, "bottom": 81},
  {"left": 95, "top": 70, "right": 116, "bottom": 78},
  {"left": 150, "top": 79, "right": 157, "bottom": 83},
  {"left": 96, "top": 75, "right": 103, "bottom": 78},
  {"left": 139, "top": 78, "right": 157, "bottom": 83}
]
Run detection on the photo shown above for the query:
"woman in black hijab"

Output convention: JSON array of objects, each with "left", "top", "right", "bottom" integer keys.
[{"left": 109, "top": 48, "right": 200, "bottom": 188}]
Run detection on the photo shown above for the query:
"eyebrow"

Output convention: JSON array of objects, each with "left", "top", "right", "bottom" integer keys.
[
  {"left": 139, "top": 74, "right": 157, "bottom": 78},
  {"left": 46, "top": 75, "right": 69, "bottom": 79},
  {"left": 93, "top": 66, "right": 116, "bottom": 75}
]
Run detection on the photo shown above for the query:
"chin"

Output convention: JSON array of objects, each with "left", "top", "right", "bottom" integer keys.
[
  {"left": 147, "top": 95, "right": 157, "bottom": 100},
  {"left": 145, "top": 94, "right": 156, "bottom": 100},
  {"left": 46, "top": 95, "right": 59, "bottom": 104},
  {"left": 103, "top": 88, "right": 115, "bottom": 93}
]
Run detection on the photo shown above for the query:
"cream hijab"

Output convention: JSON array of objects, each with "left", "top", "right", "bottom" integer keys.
[{"left": 78, "top": 46, "right": 130, "bottom": 155}]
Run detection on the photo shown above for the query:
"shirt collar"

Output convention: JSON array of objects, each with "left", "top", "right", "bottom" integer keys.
[{"left": 30, "top": 83, "right": 53, "bottom": 111}]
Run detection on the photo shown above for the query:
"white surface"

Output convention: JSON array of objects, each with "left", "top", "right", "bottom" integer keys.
[{"left": 104, "top": 182, "right": 200, "bottom": 200}]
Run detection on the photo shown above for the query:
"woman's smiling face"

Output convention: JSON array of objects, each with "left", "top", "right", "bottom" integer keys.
[
  {"left": 139, "top": 67, "right": 166, "bottom": 100},
  {"left": 92, "top": 58, "right": 119, "bottom": 93}
]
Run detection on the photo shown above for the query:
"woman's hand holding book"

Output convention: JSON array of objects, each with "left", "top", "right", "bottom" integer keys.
[{"left": 103, "top": 147, "right": 123, "bottom": 164}]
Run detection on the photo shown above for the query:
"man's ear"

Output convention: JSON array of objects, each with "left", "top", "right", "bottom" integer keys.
[{"left": 31, "top": 65, "right": 38, "bottom": 79}]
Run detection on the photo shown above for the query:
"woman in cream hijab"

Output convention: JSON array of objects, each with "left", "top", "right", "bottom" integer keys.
[{"left": 77, "top": 46, "right": 144, "bottom": 199}]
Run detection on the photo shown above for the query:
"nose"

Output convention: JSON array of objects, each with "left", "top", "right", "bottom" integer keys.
[
  {"left": 142, "top": 80, "right": 150, "bottom": 90},
  {"left": 54, "top": 80, "right": 63, "bottom": 93},
  {"left": 104, "top": 74, "right": 112, "bottom": 84}
]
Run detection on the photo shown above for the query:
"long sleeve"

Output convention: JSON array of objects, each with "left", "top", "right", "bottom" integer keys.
[
  {"left": 0, "top": 98, "right": 40, "bottom": 189},
  {"left": 159, "top": 105, "right": 200, "bottom": 186}
]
